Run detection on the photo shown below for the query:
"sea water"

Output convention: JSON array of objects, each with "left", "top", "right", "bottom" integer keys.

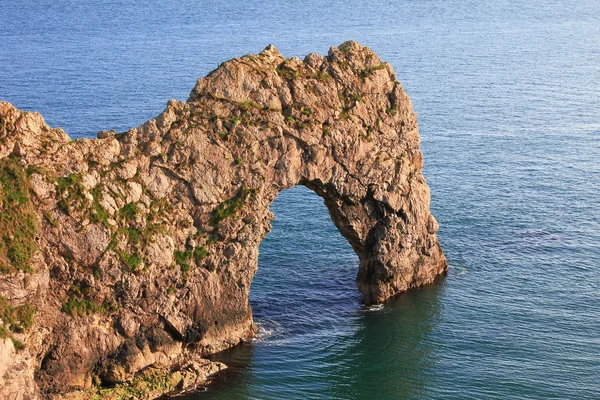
[{"left": 1, "top": 0, "right": 598, "bottom": 398}]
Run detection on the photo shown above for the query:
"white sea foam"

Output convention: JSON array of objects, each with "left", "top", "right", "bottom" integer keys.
[
  {"left": 252, "top": 320, "right": 286, "bottom": 343},
  {"left": 359, "top": 304, "right": 384, "bottom": 312}
]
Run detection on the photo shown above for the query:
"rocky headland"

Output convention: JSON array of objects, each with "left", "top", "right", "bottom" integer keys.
[{"left": 0, "top": 41, "right": 447, "bottom": 399}]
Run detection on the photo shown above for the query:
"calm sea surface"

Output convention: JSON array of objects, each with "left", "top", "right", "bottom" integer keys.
[{"left": 1, "top": 1, "right": 599, "bottom": 398}]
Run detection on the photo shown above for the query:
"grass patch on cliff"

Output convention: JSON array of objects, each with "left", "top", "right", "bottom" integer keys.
[
  {"left": 231, "top": 116, "right": 242, "bottom": 127},
  {"left": 218, "top": 131, "right": 229, "bottom": 141},
  {"left": 275, "top": 63, "right": 301, "bottom": 81},
  {"left": 0, "top": 295, "right": 36, "bottom": 351},
  {"left": 61, "top": 297, "right": 119, "bottom": 317},
  {"left": 109, "top": 200, "right": 170, "bottom": 272},
  {"left": 56, "top": 172, "right": 86, "bottom": 215},
  {"left": 238, "top": 100, "right": 260, "bottom": 112},
  {"left": 0, "top": 156, "right": 38, "bottom": 273},
  {"left": 87, "top": 367, "right": 182, "bottom": 400},
  {"left": 174, "top": 245, "right": 210, "bottom": 272},
  {"left": 61, "top": 297, "right": 98, "bottom": 317},
  {"left": 111, "top": 246, "right": 142, "bottom": 271},
  {"left": 359, "top": 63, "right": 386, "bottom": 78},
  {"left": 316, "top": 70, "right": 331, "bottom": 82},
  {"left": 56, "top": 174, "right": 111, "bottom": 232},
  {"left": 119, "top": 202, "right": 140, "bottom": 222},
  {"left": 122, "top": 251, "right": 142, "bottom": 270},
  {"left": 209, "top": 187, "right": 255, "bottom": 226},
  {"left": 90, "top": 185, "right": 110, "bottom": 229},
  {"left": 61, "top": 284, "right": 119, "bottom": 318},
  {"left": 0, "top": 296, "right": 36, "bottom": 333}
]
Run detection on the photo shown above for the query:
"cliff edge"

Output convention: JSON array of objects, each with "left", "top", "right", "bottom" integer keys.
[{"left": 0, "top": 41, "right": 447, "bottom": 399}]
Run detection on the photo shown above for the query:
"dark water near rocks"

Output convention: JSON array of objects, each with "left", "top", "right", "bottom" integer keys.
[{"left": 2, "top": 0, "right": 599, "bottom": 398}]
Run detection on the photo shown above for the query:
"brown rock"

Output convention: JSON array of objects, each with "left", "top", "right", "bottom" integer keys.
[
  {"left": 59, "top": 224, "right": 111, "bottom": 267},
  {"left": 97, "top": 130, "right": 116, "bottom": 139}
]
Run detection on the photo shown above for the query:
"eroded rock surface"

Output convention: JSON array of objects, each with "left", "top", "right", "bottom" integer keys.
[{"left": 0, "top": 41, "right": 446, "bottom": 399}]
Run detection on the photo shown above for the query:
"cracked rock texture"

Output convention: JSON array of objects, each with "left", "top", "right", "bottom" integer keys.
[{"left": 0, "top": 41, "right": 446, "bottom": 399}]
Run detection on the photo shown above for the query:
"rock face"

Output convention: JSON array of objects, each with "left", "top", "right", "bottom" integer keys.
[{"left": 0, "top": 41, "right": 447, "bottom": 399}]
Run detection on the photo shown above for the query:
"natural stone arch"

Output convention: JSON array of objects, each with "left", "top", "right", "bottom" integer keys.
[
  {"left": 0, "top": 41, "right": 446, "bottom": 397},
  {"left": 177, "top": 40, "right": 447, "bottom": 352}
]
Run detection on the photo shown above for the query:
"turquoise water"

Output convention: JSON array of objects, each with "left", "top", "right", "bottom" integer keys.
[{"left": 1, "top": 0, "right": 599, "bottom": 398}]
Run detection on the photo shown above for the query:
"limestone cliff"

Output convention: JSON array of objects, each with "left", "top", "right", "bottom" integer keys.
[{"left": 0, "top": 41, "right": 447, "bottom": 399}]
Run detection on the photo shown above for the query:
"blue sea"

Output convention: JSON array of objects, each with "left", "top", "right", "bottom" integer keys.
[{"left": 1, "top": 1, "right": 599, "bottom": 399}]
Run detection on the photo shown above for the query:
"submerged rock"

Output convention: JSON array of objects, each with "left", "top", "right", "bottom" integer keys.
[{"left": 0, "top": 41, "right": 446, "bottom": 399}]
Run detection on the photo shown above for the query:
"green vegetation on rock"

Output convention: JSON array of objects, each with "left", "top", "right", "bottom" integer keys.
[
  {"left": 359, "top": 63, "right": 386, "bottom": 78},
  {"left": 56, "top": 172, "right": 86, "bottom": 215},
  {"left": 238, "top": 100, "right": 260, "bottom": 112},
  {"left": 0, "top": 296, "right": 36, "bottom": 333},
  {"left": 86, "top": 367, "right": 182, "bottom": 400},
  {"left": 90, "top": 185, "right": 110, "bottom": 228},
  {"left": 61, "top": 284, "right": 119, "bottom": 318},
  {"left": 116, "top": 250, "right": 142, "bottom": 271},
  {"left": 210, "top": 187, "right": 254, "bottom": 225},
  {"left": 275, "top": 63, "right": 301, "bottom": 81},
  {"left": 110, "top": 201, "right": 171, "bottom": 272},
  {"left": 119, "top": 202, "right": 140, "bottom": 222},
  {"left": 174, "top": 245, "right": 210, "bottom": 272},
  {"left": 61, "top": 297, "right": 99, "bottom": 317},
  {"left": 0, "top": 156, "right": 38, "bottom": 273},
  {"left": 56, "top": 172, "right": 112, "bottom": 232},
  {"left": 0, "top": 295, "right": 36, "bottom": 350}
]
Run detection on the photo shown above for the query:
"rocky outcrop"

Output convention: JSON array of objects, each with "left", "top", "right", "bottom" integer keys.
[{"left": 0, "top": 41, "right": 447, "bottom": 399}]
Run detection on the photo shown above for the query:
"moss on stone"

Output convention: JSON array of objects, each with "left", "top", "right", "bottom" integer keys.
[
  {"left": 275, "top": 63, "right": 301, "bottom": 81},
  {"left": 10, "top": 302, "right": 35, "bottom": 332},
  {"left": 316, "top": 70, "right": 331, "bottom": 82},
  {"left": 90, "top": 186, "right": 110, "bottom": 229},
  {"left": 25, "top": 164, "right": 55, "bottom": 181},
  {"left": 359, "top": 63, "right": 386, "bottom": 78},
  {"left": 148, "top": 198, "right": 173, "bottom": 222},
  {"left": 0, "top": 296, "right": 35, "bottom": 332},
  {"left": 238, "top": 100, "right": 260, "bottom": 112},
  {"left": 56, "top": 172, "right": 86, "bottom": 215},
  {"left": 174, "top": 250, "right": 191, "bottom": 272},
  {"left": 210, "top": 187, "right": 254, "bottom": 226},
  {"left": 0, "top": 156, "right": 38, "bottom": 273},
  {"left": 61, "top": 296, "right": 119, "bottom": 318},
  {"left": 118, "top": 202, "right": 140, "bottom": 222},
  {"left": 61, "top": 284, "right": 119, "bottom": 318},
  {"left": 110, "top": 197, "right": 170, "bottom": 271},
  {"left": 218, "top": 131, "right": 229, "bottom": 141},
  {"left": 231, "top": 116, "right": 242, "bottom": 127},
  {"left": 42, "top": 210, "right": 57, "bottom": 227},
  {"left": 0, "top": 295, "right": 36, "bottom": 350},
  {"left": 61, "top": 297, "right": 98, "bottom": 317},
  {"left": 115, "top": 249, "right": 142, "bottom": 271},
  {"left": 86, "top": 367, "right": 182, "bottom": 400},
  {"left": 174, "top": 245, "right": 210, "bottom": 272}
]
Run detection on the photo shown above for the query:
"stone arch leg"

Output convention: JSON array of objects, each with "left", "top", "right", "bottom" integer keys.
[{"left": 300, "top": 177, "right": 447, "bottom": 305}]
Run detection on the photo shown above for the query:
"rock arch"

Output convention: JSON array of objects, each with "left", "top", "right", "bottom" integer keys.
[{"left": 0, "top": 41, "right": 446, "bottom": 397}]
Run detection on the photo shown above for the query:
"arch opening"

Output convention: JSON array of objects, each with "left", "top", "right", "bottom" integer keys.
[{"left": 251, "top": 185, "right": 361, "bottom": 335}]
